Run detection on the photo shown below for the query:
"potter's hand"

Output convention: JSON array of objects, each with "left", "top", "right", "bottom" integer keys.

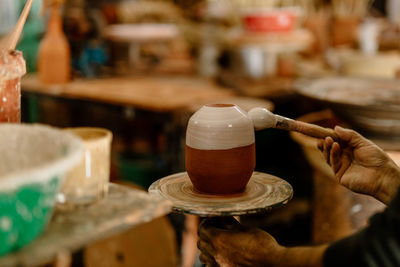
[
  {"left": 198, "top": 217, "right": 327, "bottom": 267},
  {"left": 318, "top": 126, "right": 400, "bottom": 204},
  {"left": 198, "top": 217, "right": 282, "bottom": 267}
]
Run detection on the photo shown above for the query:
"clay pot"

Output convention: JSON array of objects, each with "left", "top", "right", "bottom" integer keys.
[
  {"left": 302, "top": 12, "right": 330, "bottom": 53},
  {"left": 185, "top": 104, "right": 255, "bottom": 195},
  {"left": 332, "top": 16, "right": 360, "bottom": 47},
  {"left": 277, "top": 54, "right": 296, "bottom": 78}
]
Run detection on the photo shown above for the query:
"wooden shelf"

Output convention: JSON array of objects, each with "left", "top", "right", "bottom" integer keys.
[{"left": 0, "top": 183, "right": 171, "bottom": 267}]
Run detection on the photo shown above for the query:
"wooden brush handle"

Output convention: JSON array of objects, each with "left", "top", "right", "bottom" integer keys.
[
  {"left": 8, "top": 0, "right": 34, "bottom": 50},
  {"left": 275, "top": 115, "right": 339, "bottom": 140}
]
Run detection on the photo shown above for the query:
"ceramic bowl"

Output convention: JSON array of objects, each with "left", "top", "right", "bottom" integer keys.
[{"left": 0, "top": 124, "right": 82, "bottom": 256}]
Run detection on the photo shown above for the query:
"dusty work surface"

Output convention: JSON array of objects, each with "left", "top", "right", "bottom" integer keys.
[{"left": 0, "top": 183, "right": 172, "bottom": 267}]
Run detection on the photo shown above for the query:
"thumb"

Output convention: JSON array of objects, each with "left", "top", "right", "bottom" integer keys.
[
  {"left": 334, "top": 126, "right": 365, "bottom": 147},
  {"left": 219, "top": 217, "right": 245, "bottom": 231}
]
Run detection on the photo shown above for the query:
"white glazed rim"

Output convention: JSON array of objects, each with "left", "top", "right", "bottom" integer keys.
[
  {"left": 186, "top": 104, "right": 255, "bottom": 150},
  {"left": 63, "top": 127, "right": 113, "bottom": 145},
  {"left": 0, "top": 124, "right": 83, "bottom": 192},
  {"left": 200, "top": 104, "right": 243, "bottom": 113}
]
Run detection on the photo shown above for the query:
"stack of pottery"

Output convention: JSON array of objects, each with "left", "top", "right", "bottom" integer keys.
[{"left": 295, "top": 77, "right": 400, "bottom": 146}]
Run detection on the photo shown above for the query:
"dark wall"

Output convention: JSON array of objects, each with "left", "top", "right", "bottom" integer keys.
[{"left": 372, "top": 0, "right": 387, "bottom": 15}]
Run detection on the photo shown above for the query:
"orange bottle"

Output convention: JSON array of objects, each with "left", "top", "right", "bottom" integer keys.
[{"left": 38, "top": 3, "right": 70, "bottom": 84}]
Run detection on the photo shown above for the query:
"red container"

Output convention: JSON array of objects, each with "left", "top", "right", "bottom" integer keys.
[
  {"left": 0, "top": 51, "right": 26, "bottom": 123},
  {"left": 242, "top": 9, "right": 298, "bottom": 33}
]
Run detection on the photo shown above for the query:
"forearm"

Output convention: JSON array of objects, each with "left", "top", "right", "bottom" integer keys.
[
  {"left": 282, "top": 245, "right": 329, "bottom": 267},
  {"left": 264, "top": 244, "right": 329, "bottom": 267}
]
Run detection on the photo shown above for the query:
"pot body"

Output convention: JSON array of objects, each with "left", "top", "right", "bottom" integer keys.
[{"left": 185, "top": 104, "right": 255, "bottom": 194}]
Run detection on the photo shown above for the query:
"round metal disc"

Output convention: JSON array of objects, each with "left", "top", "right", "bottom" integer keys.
[{"left": 149, "top": 172, "right": 293, "bottom": 217}]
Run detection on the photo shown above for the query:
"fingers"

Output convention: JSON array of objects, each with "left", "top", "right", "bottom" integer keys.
[
  {"left": 330, "top": 142, "right": 342, "bottom": 174},
  {"left": 199, "top": 218, "right": 232, "bottom": 244},
  {"left": 200, "top": 217, "right": 243, "bottom": 234},
  {"left": 317, "top": 139, "right": 324, "bottom": 152},
  {"left": 199, "top": 252, "right": 218, "bottom": 267},
  {"left": 199, "top": 220, "right": 219, "bottom": 243},
  {"left": 334, "top": 126, "right": 365, "bottom": 147},
  {"left": 216, "top": 216, "right": 244, "bottom": 231},
  {"left": 198, "top": 217, "right": 243, "bottom": 267},
  {"left": 323, "top": 137, "right": 334, "bottom": 165},
  {"left": 216, "top": 216, "right": 239, "bottom": 226},
  {"left": 198, "top": 239, "right": 218, "bottom": 267},
  {"left": 318, "top": 137, "right": 343, "bottom": 174},
  {"left": 334, "top": 126, "right": 353, "bottom": 142},
  {"left": 197, "top": 238, "right": 215, "bottom": 255},
  {"left": 335, "top": 149, "right": 353, "bottom": 181},
  {"left": 198, "top": 220, "right": 224, "bottom": 267}
]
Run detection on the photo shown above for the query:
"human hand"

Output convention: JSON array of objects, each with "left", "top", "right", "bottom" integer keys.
[
  {"left": 318, "top": 126, "right": 400, "bottom": 204},
  {"left": 197, "top": 217, "right": 283, "bottom": 267},
  {"left": 198, "top": 217, "right": 328, "bottom": 267}
]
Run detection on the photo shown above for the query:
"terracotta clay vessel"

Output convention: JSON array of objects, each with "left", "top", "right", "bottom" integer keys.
[
  {"left": 332, "top": 16, "right": 360, "bottom": 47},
  {"left": 185, "top": 104, "right": 255, "bottom": 195}
]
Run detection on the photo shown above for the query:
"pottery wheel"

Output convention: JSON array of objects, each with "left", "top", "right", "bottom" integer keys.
[{"left": 149, "top": 172, "right": 293, "bottom": 217}]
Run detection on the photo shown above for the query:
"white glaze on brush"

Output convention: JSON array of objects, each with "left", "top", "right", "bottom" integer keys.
[
  {"left": 186, "top": 105, "right": 255, "bottom": 150},
  {"left": 248, "top": 107, "right": 276, "bottom": 130},
  {"left": 0, "top": 51, "right": 26, "bottom": 80}
]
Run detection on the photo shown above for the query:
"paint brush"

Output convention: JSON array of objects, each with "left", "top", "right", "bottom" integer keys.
[
  {"left": 0, "top": 0, "right": 34, "bottom": 52},
  {"left": 248, "top": 107, "right": 339, "bottom": 140}
]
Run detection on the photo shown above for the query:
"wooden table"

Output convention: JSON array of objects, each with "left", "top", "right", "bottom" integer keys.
[
  {"left": 218, "top": 71, "right": 295, "bottom": 99},
  {"left": 225, "top": 29, "right": 314, "bottom": 53},
  {"left": 22, "top": 75, "right": 235, "bottom": 112}
]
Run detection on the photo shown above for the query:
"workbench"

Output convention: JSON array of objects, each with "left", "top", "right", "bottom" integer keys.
[
  {"left": 19, "top": 74, "right": 274, "bottom": 266},
  {"left": 0, "top": 184, "right": 172, "bottom": 267},
  {"left": 22, "top": 74, "right": 234, "bottom": 112}
]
